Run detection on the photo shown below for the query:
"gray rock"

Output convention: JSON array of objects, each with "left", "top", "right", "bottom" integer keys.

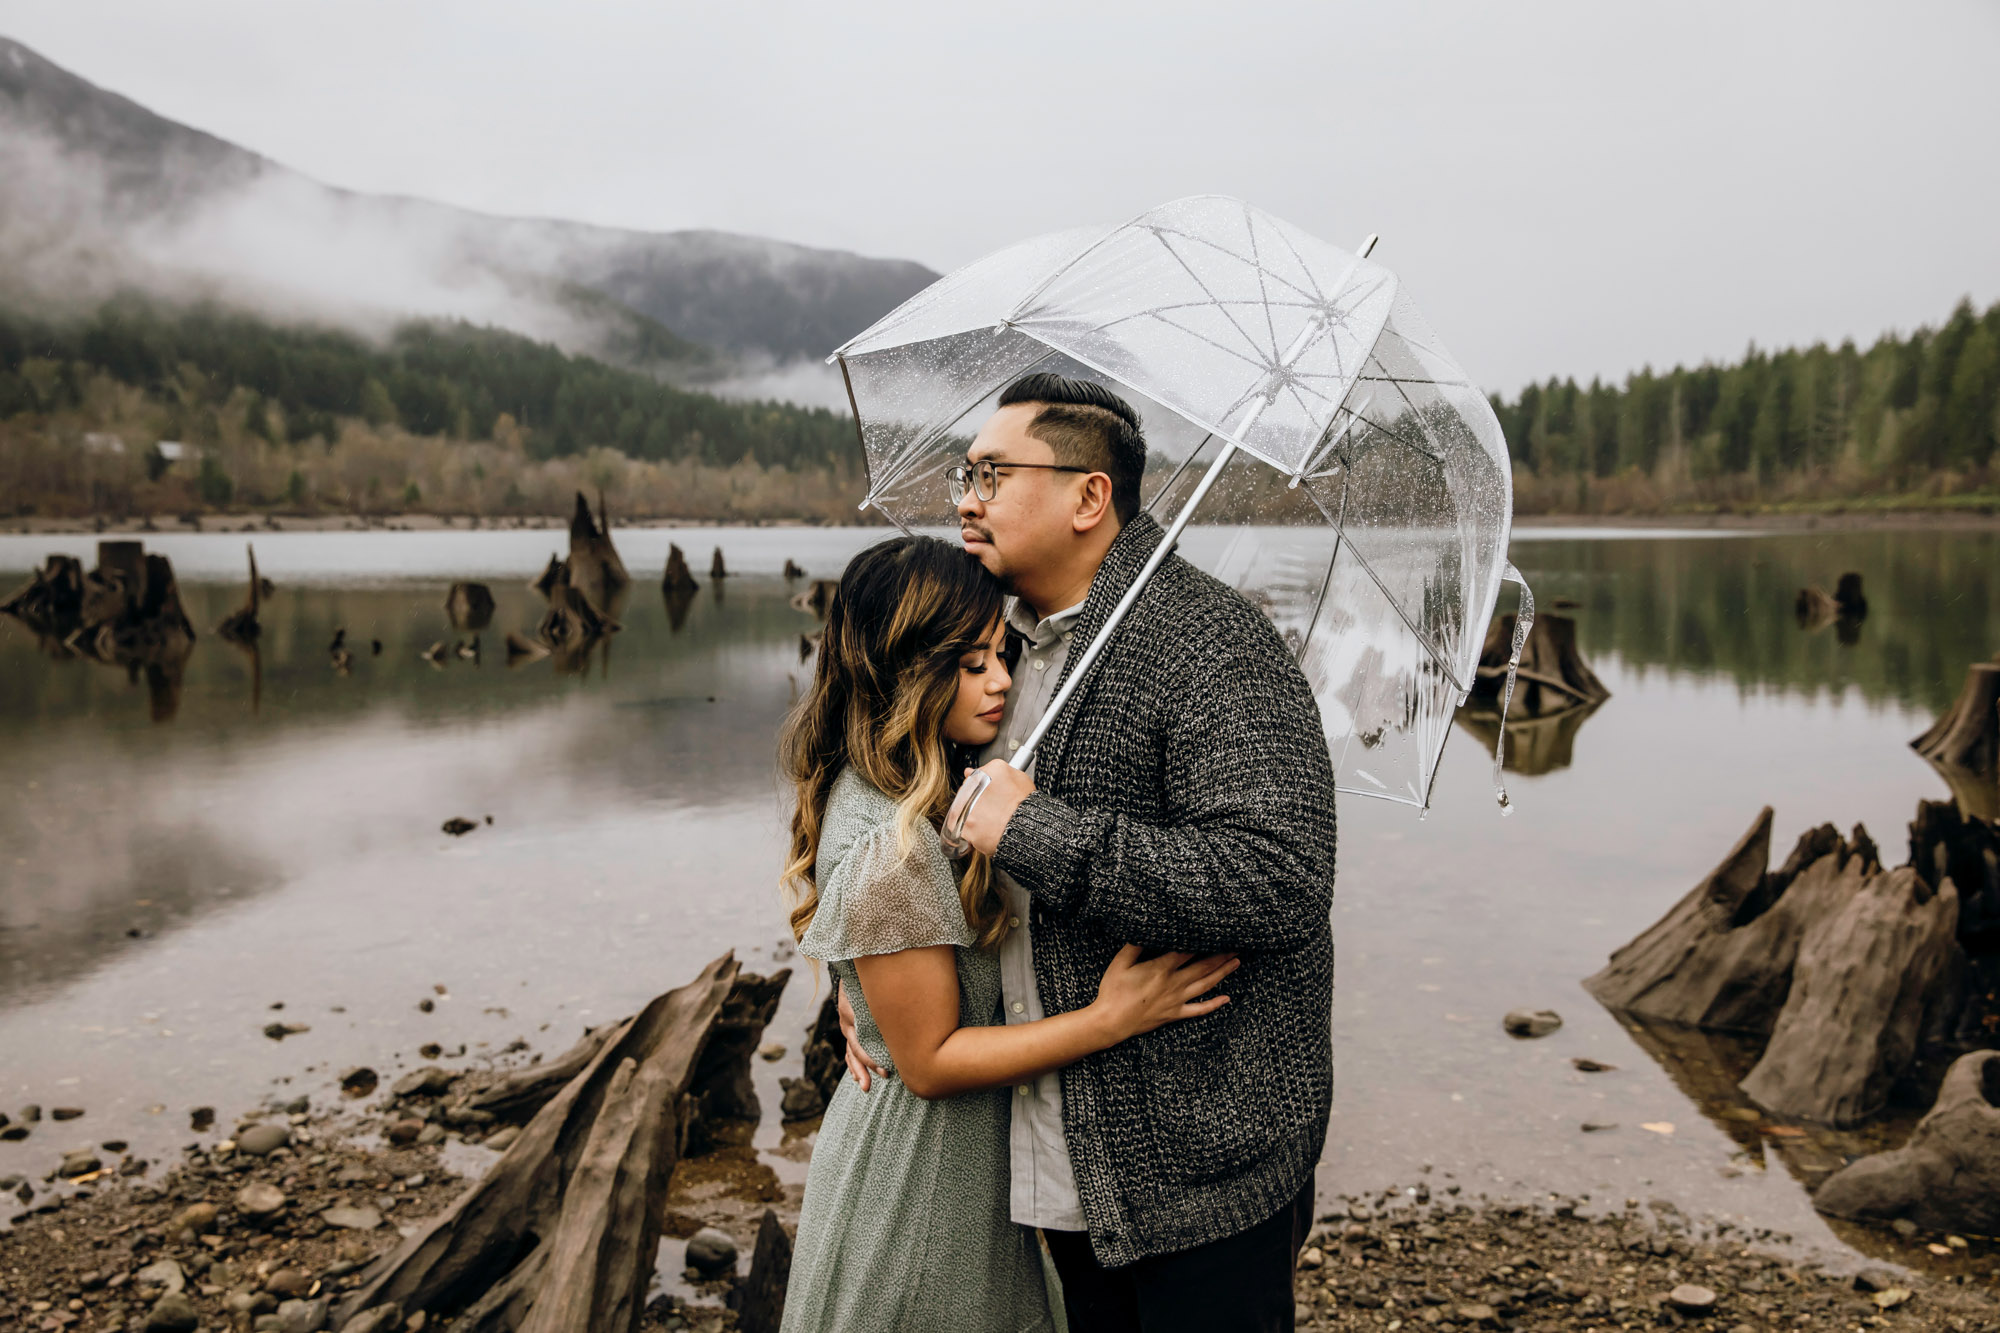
[
  {"left": 276, "top": 1297, "right": 329, "bottom": 1333},
  {"left": 415, "top": 1123, "right": 447, "bottom": 1147},
  {"left": 19, "top": 1103, "right": 40, "bottom": 1122},
  {"left": 135, "top": 1258, "right": 187, "bottom": 1294},
  {"left": 265, "top": 1268, "right": 314, "bottom": 1298},
  {"left": 337, "top": 1302, "right": 403, "bottom": 1333},
  {"left": 1853, "top": 1267, "right": 1900, "bottom": 1293},
  {"left": 1502, "top": 1008, "right": 1563, "bottom": 1037},
  {"left": 235, "top": 1181, "right": 287, "bottom": 1219},
  {"left": 322, "top": 1204, "right": 384, "bottom": 1230},
  {"left": 1814, "top": 1050, "right": 2000, "bottom": 1234},
  {"left": 58, "top": 1149, "right": 102, "bottom": 1178},
  {"left": 145, "top": 1291, "right": 199, "bottom": 1332},
  {"left": 685, "top": 1226, "right": 739, "bottom": 1277},
  {"left": 236, "top": 1123, "right": 292, "bottom": 1156},
  {"left": 51, "top": 1106, "right": 84, "bottom": 1120},
  {"left": 483, "top": 1126, "right": 521, "bottom": 1152},
  {"left": 391, "top": 1066, "right": 457, "bottom": 1098},
  {"left": 1667, "top": 1284, "right": 1717, "bottom": 1313}
]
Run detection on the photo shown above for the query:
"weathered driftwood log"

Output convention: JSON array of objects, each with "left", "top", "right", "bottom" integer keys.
[
  {"left": 1813, "top": 1049, "right": 2000, "bottom": 1234},
  {"left": 446, "top": 581, "right": 497, "bottom": 631},
  {"left": 1912, "top": 656, "right": 2000, "bottom": 776},
  {"left": 684, "top": 969, "right": 791, "bottom": 1156},
  {"left": 789, "top": 579, "right": 837, "bottom": 621},
  {"left": 1738, "top": 865, "right": 1959, "bottom": 1124},
  {"left": 1588, "top": 806, "right": 1976, "bottom": 1125},
  {"left": 1584, "top": 809, "right": 1851, "bottom": 1030},
  {"left": 729, "top": 1207, "right": 794, "bottom": 1333},
  {"left": 335, "top": 954, "right": 742, "bottom": 1333},
  {"left": 468, "top": 1026, "right": 619, "bottom": 1122},
  {"left": 781, "top": 990, "right": 849, "bottom": 1121},
  {"left": 216, "top": 544, "right": 262, "bottom": 645},
  {"left": 663, "top": 543, "right": 699, "bottom": 596},
  {"left": 1469, "top": 612, "right": 1609, "bottom": 716},
  {"left": 710, "top": 547, "right": 730, "bottom": 580}
]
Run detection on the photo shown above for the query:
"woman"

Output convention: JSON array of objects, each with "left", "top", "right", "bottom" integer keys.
[{"left": 778, "top": 536, "right": 1237, "bottom": 1332}]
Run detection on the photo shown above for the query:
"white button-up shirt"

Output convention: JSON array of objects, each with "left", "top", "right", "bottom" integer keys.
[{"left": 981, "top": 595, "right": 1086, "bottom": 1231}]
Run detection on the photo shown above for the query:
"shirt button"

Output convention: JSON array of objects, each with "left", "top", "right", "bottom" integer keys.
[
  {"left": 1033, "top": 659, "right": 1046, "bottom": 672},
  {"left": 1017, "top": 1085, "right": 1031, "bottom": 1097},
  {"left": 1010, "top": 1000, "right": 1025, "bottom": 1015},
  {"left": 1062, "top": 631, "right": 1072, "bottom": 641},
  {"left": 1009, "top": 916, "right": 1021, "bottom": 928},
  {"left": 1009, "top": 738, "right": 1021, "bottom": 751}
]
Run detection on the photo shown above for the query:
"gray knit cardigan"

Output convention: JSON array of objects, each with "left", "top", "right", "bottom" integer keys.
[{"left": 995, "top": 512, "right": 1338, "bottom": 1268}]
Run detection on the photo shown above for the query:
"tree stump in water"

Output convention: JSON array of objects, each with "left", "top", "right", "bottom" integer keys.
[
  {"left": 710, "top": 547, "right": 730, "bottom": 580},
  {"left": 789, "top": 580, "right": 837, "bottom": 621},
  {"left": 1912, "top": 657, "right": 2000, "bottom": 777},
  {"left": 663, "top": 543, "right": 699, "bottom": 596},
  {"left": 335, "top": 955, "right": 745, "bottom": 1333},
  {"left": 564, "top": 491, "right": 629, "bottom": 615},
  {"left": 1453, "top": 697, "right": 1603, "bottom": 776},
  {"left": 1587, "top": 807, "right": 1968, "bottom": 1125},
  {"left": 781, "top": 990, "right": 849, "bottom": 1121},
  {"left": 728, "top": 1207, "right": 794, "bottom": 1333},
  {"left": 1469, "top": 612, "right": 1609, "bottom": 716},
  {"left": 217, "top": 544, "right": 263, "bottom": 645},
  {"left": 446, "top": 581, "right": 497, "bottom": 631},
  {"left": 0, "top": 553, "right": 86, "bottom": 643},
  {"left": 1813, "top": 1048, "right": 2000, "bottom": 1235},
  {"left": 782, "top": 559, "right": 805, "bottom": 581}
]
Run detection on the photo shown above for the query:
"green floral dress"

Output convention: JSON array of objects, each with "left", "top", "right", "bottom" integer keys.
[{"left": 782, "top": 768, "right": 1060, "bottom": 1333}]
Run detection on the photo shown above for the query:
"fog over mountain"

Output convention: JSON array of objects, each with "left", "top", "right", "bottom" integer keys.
[{"left": 0, "top": 36, "right": 936, "bottom": 407}]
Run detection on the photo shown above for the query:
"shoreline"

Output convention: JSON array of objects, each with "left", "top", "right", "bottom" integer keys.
[{"left": 2, "top": 508, "right": 1998, "bottom": 539}]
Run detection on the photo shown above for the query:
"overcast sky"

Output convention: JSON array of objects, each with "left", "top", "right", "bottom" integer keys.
[{"left": 3, "top": 0, "right": 1997, "bottom": 394}]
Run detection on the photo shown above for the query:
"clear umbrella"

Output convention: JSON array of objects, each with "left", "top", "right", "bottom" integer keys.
[{"left": 830, "top": 195, "right": 1534, "bottom": 828}]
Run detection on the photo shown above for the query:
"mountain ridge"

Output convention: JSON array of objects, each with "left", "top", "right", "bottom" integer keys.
[{"left": 0, "top": 35, "right": 936, "bottom": 386}]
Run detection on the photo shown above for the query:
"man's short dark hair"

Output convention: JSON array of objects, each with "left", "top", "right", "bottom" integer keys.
[{"left": 997, "top": 372, "right": 1148, "bottom": 523}]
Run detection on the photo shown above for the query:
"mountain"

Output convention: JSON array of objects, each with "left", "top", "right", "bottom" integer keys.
[{"left": 0, "top": 36, "right": 937, "bottom": 400}]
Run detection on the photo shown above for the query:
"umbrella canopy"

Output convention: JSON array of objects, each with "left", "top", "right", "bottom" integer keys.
[{"left": 832, "top": 195, "right": 1531, "bottom": 810}]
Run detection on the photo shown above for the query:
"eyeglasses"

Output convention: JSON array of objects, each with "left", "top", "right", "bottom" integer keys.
[{"left": 946, "top": 458, "right": 1093, "bottom": 505}]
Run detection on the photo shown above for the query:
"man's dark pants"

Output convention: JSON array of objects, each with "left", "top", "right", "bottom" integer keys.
[{"left": 1042, "top": 1180, "right": 1316, "bottom": 1332}]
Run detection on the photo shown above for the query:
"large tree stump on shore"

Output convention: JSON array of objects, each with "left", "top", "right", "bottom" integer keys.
[
  {"left": 684, "top": 969, "right": 791, "bottom": 1156},
  {"left": 335, "top": 955, "right": 742, "bottom": 1333},
  {"left": 1912, "top": 656, "right": 2000, "bottom": 777},
  {"left": 1739, "top": 866, "right": 1960, "bottom": 1124},
  {"left": 1469, "top": 612, "right": 1609, "bottom": 717},
  {"left": 1588, "top": 806, "right": 1971, "bottom": 1125},
  {"left": 1813, "top": 1049, "right": 2000, "bottom": 1234}
]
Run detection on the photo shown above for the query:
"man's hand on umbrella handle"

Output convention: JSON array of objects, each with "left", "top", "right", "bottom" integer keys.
[
  {"left": 836, "top": 983, "right": 883, "bottom": 1092},
  {"left": 956, "top": 760, "right": 1036, "bottom": 858}
]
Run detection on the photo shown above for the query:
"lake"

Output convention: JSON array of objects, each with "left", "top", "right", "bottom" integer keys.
[{"left": 2, "top": 522, "right": 1996, "bottom": 1270}]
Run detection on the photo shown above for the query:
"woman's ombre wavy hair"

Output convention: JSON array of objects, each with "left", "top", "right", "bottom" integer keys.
[{"left": 780, "top": 536, "right": 1011, "bottom": 950}]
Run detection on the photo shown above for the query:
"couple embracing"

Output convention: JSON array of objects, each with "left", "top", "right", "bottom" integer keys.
[{"left": 776, "top": 373, "right": 1339, "bottom": 1332}]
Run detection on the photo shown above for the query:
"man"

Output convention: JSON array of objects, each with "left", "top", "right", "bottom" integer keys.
[{"left": 848, "top": 371, "right": 1338, "bottom": 1331}]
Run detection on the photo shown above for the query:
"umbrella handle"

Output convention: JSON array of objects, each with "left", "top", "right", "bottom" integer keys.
[{"left": 940, "top": 768, "right": 993, "bottom": 858}]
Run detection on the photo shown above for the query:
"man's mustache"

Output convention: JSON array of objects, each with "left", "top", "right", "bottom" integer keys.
[{"left": 960, "top": 522, "right": 994, "bottom": 545}]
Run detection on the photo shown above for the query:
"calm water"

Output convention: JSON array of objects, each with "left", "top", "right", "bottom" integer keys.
[{"left": 2, "top": 524, "right": 1996, "bottom": 1268}]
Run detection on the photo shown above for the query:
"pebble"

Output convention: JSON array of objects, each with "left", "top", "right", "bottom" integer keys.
[
  {"left": 484, "top": 1126, "right": 522, "bottom": 1151},
  {"left": 340, "top": 1068, "right": 379, "bottom": 1096},
  {"left": 1872, "top": 1287, "right": 1914, "bottom": 1310},
  {"left": 237, "top": 1123, "right": 292, "bottom": 1156},
  {"left": 276, "top": 1297, "right": 329, "bottom": 1333},
  {"left": 385, "top": 1119, "right": 425, "bottom": 1146},
  {"left": 51, "top": 1106, "right": 84, "bottom": 1120},
  {"left": 190, "top": 1107, "right": 215, "bottom": 1131},
  {"left": 19, "top": 1103, "right": 41, "bottom": 1122},
  {"left": 235, "top": 1181, "right": 287, "bottom": 1219},
  {"left": 58, "top": 1150, "right": 102, "bottom": 1178},
  {"left": 1853, "top": 1267, "right": 1899, "bottom": 1293},
  {"left": 144, "top": 1292, "right": 199, "bottom": 1332},
  {"left": 685, "top": 1226, "right": 739, "bottom": 1277},
  {"left": 322, "top": 1204, "right": 384, "bottom": 1230},
  {"left": 758, "top": 1043, "right": 787, "bottom": 1061},
  {"left": 0, "top": 1124, "right": 26, "bottom": 1141},
  {"left": 135, "top": 1259, "right": 187, "bottom": 1294},
  {"left": 265, "top": 1268, "right": 314, "bottom": 1298},
  {"left": 169, "top": 1203, "right": 218, "bottom": 1235},
  {"left": 416, "top": 1123, "right": 447, "bottom": 1147},
  {"left": 1502, "top": 1009, "right": 1562, "bottom": 1037},
  {"left": 1666, "top": 1283, "right": 1716, "bottom": 1313}
]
